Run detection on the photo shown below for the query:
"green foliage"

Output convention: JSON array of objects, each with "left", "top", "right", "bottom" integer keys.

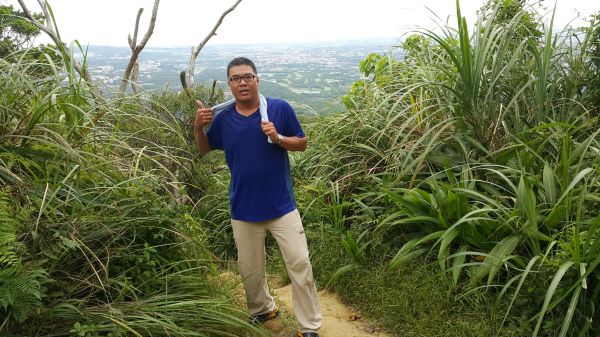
[
  {"left": 480, "top": 0, "right": 543, "bottom": 41},
  {"left": 0, "top": 5, "right": 43, "bottom": 58},
  {"left": 0, "top": 40, "right": 259, "bottom": 336},
  {"left": 6, "top": 0, "right": 598, "bottom": 336},
  {"left": 342, "top": 52, "right": 398, "bottom": 110},
  {"left": 582, "top": 13, "right": 600, "bottom": 114},
  {"left": 146, "top": 84, "right": 226, "bottom": 198},
  {"left": 305, "top": 225, "right": 529, "bottom": 337},
  {"left": 69, "top": 322, "right": 127, "bottom": 337},
  {"left": 293, "top": 0, "right": 600, "bottom": 336},
  {"left": 0, "top": 191, "right": 47, "bottom": 327}
]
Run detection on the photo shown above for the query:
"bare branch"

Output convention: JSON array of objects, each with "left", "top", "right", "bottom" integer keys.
[
  {"left": 180, "top": 71, "right": 189, "bottom": 91},
  {"left": 18, "top": 0, "right": 53, "bottom": 39},
  {"left": 138, "top": 0, "right": 159, "bottom": 50},
  {"left": 35, "top": 0, "right": 53, "bottom": 33},
  {"left": 131, "top": 62, "right": 140, "bottom": 95},
  {"left": 119, "top": 0, "right": 160, "bottom": 95},
  {"left": 187, "top": 0, "right": 242, "bottom": 88},
  {"left": 179, "top": 70, "right": 194, "bottom": 103},
  {"left": 132, "top": 8, "right": 144, "bottom": 48},
  {"left": 162, "top": 82, "right": 169, "bottom": 96},
  {"left": 127, "top": 8, "right": 145, "bottom": 93}
]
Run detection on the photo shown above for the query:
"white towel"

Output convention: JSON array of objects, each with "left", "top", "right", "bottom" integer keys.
[{"left": 212, "top": 94, "right": 273, "bottom": 143}]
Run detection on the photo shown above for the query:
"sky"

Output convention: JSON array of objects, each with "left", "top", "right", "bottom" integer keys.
[{"left": 5, "top": 0, "right": 599, "bottom": 47}]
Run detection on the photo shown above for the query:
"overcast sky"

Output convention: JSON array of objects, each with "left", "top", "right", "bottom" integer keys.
[{"left": 6, "top": 0, "right": 598, "bottom": 47}]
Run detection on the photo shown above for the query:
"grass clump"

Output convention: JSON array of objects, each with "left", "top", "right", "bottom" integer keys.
[
  {"left": 0, "top": 44, "right": 261, "bottom": 336},
  {"left": 286, "top": 1, "right": 600, "bottom": 336},
  {"left": 300, "top": 223, "right": 528, "bottom": 337}
]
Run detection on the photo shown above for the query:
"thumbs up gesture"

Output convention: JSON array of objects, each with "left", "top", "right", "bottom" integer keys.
[{"left": 194, "top": 100, "right": 214, "bottom": 128}]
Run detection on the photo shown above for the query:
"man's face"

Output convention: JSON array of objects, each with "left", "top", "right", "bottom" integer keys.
[{"left": 227, "top": 64, "right": 259, "bottom": 104}]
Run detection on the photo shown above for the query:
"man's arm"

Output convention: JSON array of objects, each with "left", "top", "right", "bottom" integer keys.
[
  {"left": 278, "top": 135, "right": 307, "bottom": 152},
  {"left": 194, "top": 100, "right": 213, "bottom": 154},
  {"left": 261, "top": 121, "right": 308, "bottom": 152}
]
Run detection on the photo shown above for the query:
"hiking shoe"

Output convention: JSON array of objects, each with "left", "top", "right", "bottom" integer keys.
[
  {"left": 295, "top": 331, "right": 319, "bottom": 337},
  {"left": 248, "top": 307, "right": 280, "bottom": 324}
]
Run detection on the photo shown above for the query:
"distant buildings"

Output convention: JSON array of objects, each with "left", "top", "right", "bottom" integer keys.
[{"left": 81, "top": 41, "right": 392, "bottom": 113}]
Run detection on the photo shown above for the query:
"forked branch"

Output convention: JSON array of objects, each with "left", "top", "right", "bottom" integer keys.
[
  {"left": 187, "top": 0, "right": 242, "bottom": 88},
  {"left": 119, "top": 0, "right": 160, "bottom": 95}
]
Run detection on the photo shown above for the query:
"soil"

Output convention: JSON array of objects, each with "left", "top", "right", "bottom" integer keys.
[
  {"left": 271, "top": 285, "right": 393, "bottom": 337},
  {"left": 218, "top": 272, "right": 393, "bottom": 337}
]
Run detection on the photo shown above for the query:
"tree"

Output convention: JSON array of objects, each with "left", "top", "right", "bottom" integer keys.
[
  {"left": 0, "top": 5, "right": 42, "bottom": 58},
  {"left": 479, "top": 0, "right": 543, "bottom": 41}
]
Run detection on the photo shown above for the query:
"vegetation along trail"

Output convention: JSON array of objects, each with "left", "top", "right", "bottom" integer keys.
[{"left": 2, "top": 0, "right": 600, "bottom": 336}]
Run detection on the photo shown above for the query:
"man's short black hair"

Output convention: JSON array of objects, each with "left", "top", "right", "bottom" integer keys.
[{"left": 227, "top": 57, "right": 257, "bottom": 77}]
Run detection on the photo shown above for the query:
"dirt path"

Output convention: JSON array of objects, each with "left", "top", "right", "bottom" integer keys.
[
  {"left": 219, "top": 272, "right": 391, "bottom": 337},
  {"left": 269, "top": 285, "right": 392, "bottom": 337}
]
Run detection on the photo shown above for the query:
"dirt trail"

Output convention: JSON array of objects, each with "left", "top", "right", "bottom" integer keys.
[
  {"left": 220, "top": 272, "right": 391, "bottom": 337},
  {"left": 269, "top": 285, "right": 392, "bottom": 337}
]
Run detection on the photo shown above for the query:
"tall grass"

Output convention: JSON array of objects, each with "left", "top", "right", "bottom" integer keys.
[
  {"left": 0, "top": 45, "right": 260, "bottom": 336},
  {"left": 294, "top": 1, "right": 600, "bottom": 335}
]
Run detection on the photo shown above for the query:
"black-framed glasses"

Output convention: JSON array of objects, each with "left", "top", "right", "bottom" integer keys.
[{"left": 229, "top": 73, "right": 257, "bottom": 84}]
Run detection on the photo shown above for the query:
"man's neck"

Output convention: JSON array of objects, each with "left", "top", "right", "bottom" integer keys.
[{"left": 235, "top": 97, "right": 260, "bottom": 116}]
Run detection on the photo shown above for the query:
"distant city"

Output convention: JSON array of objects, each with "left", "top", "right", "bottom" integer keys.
[{"left": 79, "top": 40, "right": 402, "bottom": 114}]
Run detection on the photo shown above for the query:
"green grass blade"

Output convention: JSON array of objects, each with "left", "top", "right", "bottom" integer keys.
[{"left": 532, "top": 261, "right": 575, "bottom": 337}]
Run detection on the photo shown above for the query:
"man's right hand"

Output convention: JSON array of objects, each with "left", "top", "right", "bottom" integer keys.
[{"left": 194, "top": 100, "right": 214, "bottom": 129}]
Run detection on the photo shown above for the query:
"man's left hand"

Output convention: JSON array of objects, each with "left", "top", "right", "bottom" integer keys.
[{"left": 261, "top": 121, "right": 279, "bottom": 143}]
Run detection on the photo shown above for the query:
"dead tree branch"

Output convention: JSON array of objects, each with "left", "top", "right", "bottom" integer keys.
[
  {"left": 129, "top": 8, "right": 144, "bottom": 95},
  {"left": 187, "top": 0, "right": 242, "bottom": 88},
  {"left": 119, "top": 0, "right": 160, "bottom": 95}
]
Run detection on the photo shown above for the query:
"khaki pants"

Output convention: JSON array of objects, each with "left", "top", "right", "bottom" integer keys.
[{"left": 232, "top": 209, "right": 322, "bottom": 333}]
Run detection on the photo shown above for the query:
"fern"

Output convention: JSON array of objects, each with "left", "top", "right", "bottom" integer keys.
[
  {"left": 0, "top": 267, "right": 46, "bottom": 324},
  {"left": 0, "top": 191, "right": 47, "bottom": 326}
]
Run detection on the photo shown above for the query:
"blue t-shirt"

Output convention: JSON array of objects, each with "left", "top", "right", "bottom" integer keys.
[{"left": 206, "top": 97, "right": 305, "bottom": 222}]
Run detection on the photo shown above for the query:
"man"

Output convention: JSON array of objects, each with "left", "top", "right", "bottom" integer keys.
[{"left": 194, "top": 57, "right": 322, "bottom": 337}]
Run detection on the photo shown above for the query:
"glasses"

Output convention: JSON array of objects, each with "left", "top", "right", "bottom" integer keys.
[{"left": 229, "top": 73, "right": 257, "bottom": 84}]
